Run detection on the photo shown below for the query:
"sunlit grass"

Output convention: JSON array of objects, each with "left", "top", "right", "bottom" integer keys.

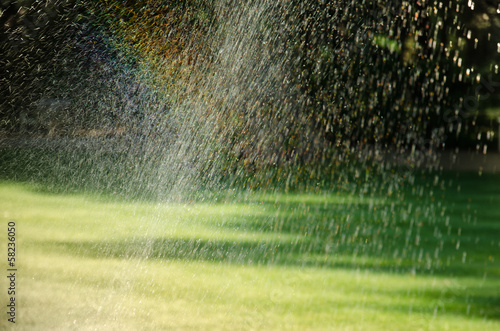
[{"left": 0, "top": 173, "right": 499, "bottom": 330}]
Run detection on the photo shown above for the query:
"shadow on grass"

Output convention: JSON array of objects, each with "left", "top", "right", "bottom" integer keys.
[
  {"left": 39, "top": 219, "right": 498, "bottom": 276},
  {"left": 37, "top": 236, "right": 500, "bottom": 320},
  {"left": 0, "top": 144, "right": 219, "bottom": 201},
  {"left": 3, "top": 143, "right": 499, "bottom": 280},
  {"left": 0, "top": 145, "right": 417, "bottom": 201},
  {"left": 0, "top": 146, "right": 143, "bottom": 198},
  {"left": 4, "top": 144, "right": 500, "bottom": 321},
  {"left": 4, "top": 148, "right": 497, "bottom": 280}
]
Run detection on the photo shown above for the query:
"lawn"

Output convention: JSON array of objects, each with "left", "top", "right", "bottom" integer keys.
[{"left": 0, "top": 166, "right": 499, "bottom": 330}]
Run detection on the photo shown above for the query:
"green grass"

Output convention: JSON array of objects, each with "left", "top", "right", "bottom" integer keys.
[{"left": 0, "top": 168, "right": 500, "bottom": 330}]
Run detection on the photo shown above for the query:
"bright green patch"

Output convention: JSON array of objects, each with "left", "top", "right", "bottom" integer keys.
[{"left": 0, "top": 172, "right": 499, "bottom": 329}]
